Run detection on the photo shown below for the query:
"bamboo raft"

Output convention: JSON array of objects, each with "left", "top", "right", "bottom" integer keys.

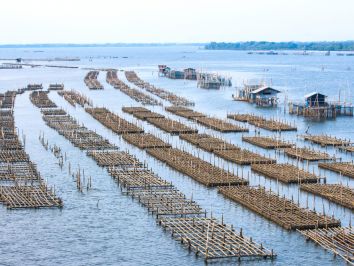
[
  {"left": 218, "top": 186, "right": 341, "bottom": 230},
  {"left": 249, "top": 118, "right": 297, "bottom": 132},
  {"left": 251, "top": 163, "right": 320, "bottom": 184},
  {"left": 227, "top": 113, "right": 262, "bottom": 122},
  {"left": 41, "top": 108, "right": 67, "bottom": 116},
  {"left": 339, "top": 145, "right": 354, "bottom": 153},
  {"left": 300, "top": 183, "right": 354, "bottom": 210},
  {"left": 30, "top": 91, "right": 57, "bottom": 108},
  {"left": 146, "top": 117, "right": 198, "bottom": 135},
  {"left": 214, "top": 149, "right": 276, "bottom": 165},
  {"left": 84, "top": 71, "right": 104, "bottom": 90},
  {"left": 58, "top": 90, "right": 92, "bottom": 107},
  {"left": 146, "top": 147, "right": 247, "bottom": 187},
  {"left": 125, "top": 71, "right": 194, "bottom": 106},
  {"left": 109, "top": 168, "right": 173, "bottom": 190},
  {"left": 301, "top": 134, "right": 351, "bottom": 147},
  {"left": 283, "top": 147, "right": 332, "bottom": 161},
  {"left": 298, "top": 227, "right": 353, "bottom": 264},
  {"left": 48, "top": 83, "right": 64, "bottom": 91},
  {"left": 192, "top": 116, "right": 249, "bottom": 133},
  {"left": 0, "top": 183, "right": 63, "bottom": 209},
  {"left": 0, "top": 139, "right": 23, "bottom": 150},
  {"left": 0, "top": 162, "right": 39, "bottom": 181},
  {"left": 122, "top": 133, "right": 171, "bottom": 149},
  {"left": 0, "top": 150, "right": 29, "bottom": 163},
  {"left": 132, "top": 111, "right": 165, "bottom": 120},
  {"left": 165, "top": 106, "right": 206, "bottom": 119},
  {"left": 242, "top": 136, "right": 293, "bottom": 149},
  {"left": 318, "top": 162, "right": 354, "bottom": 178},
  {"left": 32, "top": 91, "right": 276, "bottom": 261},
  {"left": 127, "top": 188, "right": 203, "bottom": 216},
  {"left": 85, "top": 107, "right": 144, "bottom": 134},
  {"left": 107, "top": 70, "right": 160, "bottom": 105},
  {"left": 0, "top": 91, "right": 17, "bottom": 109},
  {"left": 159, "top": 217, "right": 275, "bottom": 261},
  {"left": 121, "top": 106, "right": 150, "bottom": 114},
  {"left": 87, "top": 150, "right": 142, "bottom": 168},
  {"left": 180, "top": 133, "right": 239, "bottom": 152}
]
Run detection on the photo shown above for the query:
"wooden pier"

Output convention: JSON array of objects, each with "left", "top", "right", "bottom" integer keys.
[
  {"left": 298, "top": 227, "right": 353, "bottom": 264},
  {"left": 251, "top": 163, "right": 320, "bottom": 183},
  {"left": 300, "top": 183, "right": 354, "bottom": 210},
  {"left": 242, "top": 136, "right": 293, "bottom": 149},
  {"left": 318, "top": 162, "right": 354, "bottom": 178},
  {"left": 283, "top": 147, "right": 332, "bottom": 161},
  {"left": 219, "top": 186, "right": 340, "bottom": 230}
]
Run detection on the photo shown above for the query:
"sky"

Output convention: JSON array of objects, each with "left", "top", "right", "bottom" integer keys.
[{"left": 0, "top": 0, "right": 353, "bottom": 44}]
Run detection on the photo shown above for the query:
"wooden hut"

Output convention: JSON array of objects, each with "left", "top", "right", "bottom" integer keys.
[{"left": 184, "top": 68, "right": 197, "bottom": 80}]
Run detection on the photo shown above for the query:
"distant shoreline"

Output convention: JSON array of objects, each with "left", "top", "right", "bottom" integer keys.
[
  {"left": 0, "top": 43, "right": 204, "bottom": 48},
  {"left": 205, "top": 41, "right": 354, "bottom": 51}
]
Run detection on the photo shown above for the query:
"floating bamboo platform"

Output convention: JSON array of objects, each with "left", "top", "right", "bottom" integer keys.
[
  {"left": 300, "top": 184, "right": 354, "bottom": 210},
  {"left": 159, "top": 217, "right": 275, "bottom": 261},
  {"left": 339, "top": 145, "right": 354, "bottom": 153},
  {"left": 298, "top": 227, "right": 353, "bottom": 264},
  {"left": 219, "top": 186, "right": 340, "bottom": 230},
  {"left": 0, "top": 139, "right": 23, "bottom": 150},
  {"left": 41, "top": 108, "right": 67, "bottom": 116},
  {"left": 48, "top": 83, "right": 64, "bottom": 91},
  {"left": 109, "top": 168, "right": 173, "bottom": 190},
  {"left": 301, "top": 134, "right": 351, "bottom": 147},
  {"left": 165, "top": 106, "right": 206, "bottom": 119},
  {"left": 122, "top": 133, "right": 171, "bottom": 149},
  {"left": 122, "top": 106, "right": 150, "bottom": 114},
  {"left": 249, "top": 118, "right": 297, "bottom": 132},
  {"left": 193, "top": 116, "right": 249, "bottom": 133},
  {"left": 283, "top": 147, "right": 332, "bottom": 161},
  {"left": 84, "top": 71, "right": 104, "bottom": 90},
  {"left": 0, "top": 150, "right": 29, "bottom": 163},
  {"left": 146, "top": 148, "right": 247, "bottom": 187},
  {"left": 132, "top": 111, "right": 165, "bottom": 120},
  {"left": 125, "top": 71, "right": 194, "bottom": 106},
  {"left": 180, "top": 133, "right": 240, "bottom": 152},
  {"left": 127, "top": 188, "right": 203, "bottom": 216},
  {"left": 0, "top": 183, "right": 62, "bottom": 209},
  {"left": 227, "top": 113, "right": 262, "bottom": 122},
  {"left": 214, "top": 149, "right": 275, "bottom": 165},
  {"left": 87, "top": 150, "right": 142, "bottom": 168},
  {"left": 0, "top": 162, "right": 39, "bottom": 181},
  {"left": 146, "top": 117, "right": 198, "bottom": 135},
  {"left": 251, "top": 163, "right": 320, "bottom": 184},
  {"left": 107, "top": 70, "right": 160, "bottom": 105},
  {"left": 318, "top": 162, "right": 354, "bottom": 178},
  {"left": 242, "top": 136, "right": 293, "bottom": 149},
  {"left": 30, "top": 91, "right": 57, "bottom": 108},
  {"left": 85, "top": 107, "right": 144, "bottom": 134},
  {"left": 58, "top": 90, "right": 92, "bottom": 107}
]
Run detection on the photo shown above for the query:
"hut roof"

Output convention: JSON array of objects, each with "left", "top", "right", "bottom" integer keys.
[
  {"left": 250, "top": 86, "right": 280, "bottom": 94},
  {"left": 304, "top": 92, "right": 327, "bottom": 99}
]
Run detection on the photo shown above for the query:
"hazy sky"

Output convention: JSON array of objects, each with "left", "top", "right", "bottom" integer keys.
[{"left": 0, "top": 0, "right": 353, "bottom": 44}]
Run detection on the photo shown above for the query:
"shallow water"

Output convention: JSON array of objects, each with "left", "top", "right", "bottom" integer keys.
[{"left": 0, "top": 46, "right": 353, "bottom": 265}]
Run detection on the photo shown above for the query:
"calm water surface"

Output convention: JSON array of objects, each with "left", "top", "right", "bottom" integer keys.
[{"left": 0, "top": 46, "right": 353, "bottom": 266}]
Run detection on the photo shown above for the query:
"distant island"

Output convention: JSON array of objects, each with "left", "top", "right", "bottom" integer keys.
[{"left": 205, "top": 41, "right": 354, "bottom": 51}]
